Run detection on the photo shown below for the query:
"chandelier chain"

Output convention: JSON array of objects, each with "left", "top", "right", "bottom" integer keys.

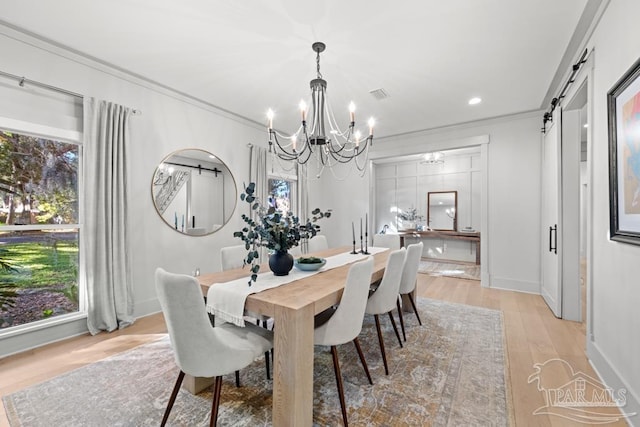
[{"left": 316, "top": 50, "right": 322, "bottom": 79}]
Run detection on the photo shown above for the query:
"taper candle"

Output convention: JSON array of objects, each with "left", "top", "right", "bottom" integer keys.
[
  {"left": 365, "top": 213, "right": 368, "bottom": 253},
  {"left": 351, "top": 221, "right": 358, "bottom": 254},
  {"left": 352, "top": 222, "right": 356, "bottom": 242},
  {"left": 360, "top": 217, "right": 364, "bottom": 252}
]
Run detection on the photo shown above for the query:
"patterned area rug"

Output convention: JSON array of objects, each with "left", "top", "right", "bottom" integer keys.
[
  {"left": 3, "top": 299, "right": 510, "bottom": 426},
  {"left": 419, "top": 260, "right": 481, "bottom": 281}
]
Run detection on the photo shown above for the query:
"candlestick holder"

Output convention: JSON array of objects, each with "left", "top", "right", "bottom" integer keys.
[
  {"left": 361, "top": 231, "right": 370, "bottom": 254},
  {"left": 351, "top": 221, "right": 359, "bottom": 254},
  {"left": 351, "top": 238, "right": 358, "bottom": 254}
]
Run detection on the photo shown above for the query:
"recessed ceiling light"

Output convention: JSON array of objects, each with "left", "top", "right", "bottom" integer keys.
[{"left": 468, "top": 97, "right": 482, "bottom": 105}]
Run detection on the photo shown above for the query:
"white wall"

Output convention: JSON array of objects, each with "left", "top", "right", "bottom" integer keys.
[
  {"left": 582, "top": 0, "right": 640, "bottom": 419},
  {"left": 312, "top": 113, "right": 542, "bottom": 294},
  {"left": 372, "top": 150, "right": 481, "bottom": 263},
  {"left": 0, "top": 26, "right": 267, "bottom": 356},
  {"left": 306, "top": 161, "right": 370, "bottom": 251}
]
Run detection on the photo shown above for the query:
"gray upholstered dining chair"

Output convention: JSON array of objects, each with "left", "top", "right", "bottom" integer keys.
[
  {"left": 220, "top": 244, "right": 248, "bottom": 270},
  {"left": 221, "top": 244, "right": 270, "bottom": 328},
  {"left": 155, "top": 268, "right": 273, "bottom": 427},
  {"left": 372, "top": 233, "right": 401, "bottom": 250},
  {"left": 220, "top": 244, "right": 272, "bottom": 381},
  {"left": 307, "top": 234, "right": 329, "bottom": 253},
  {"left": 365, "top": 248, "right": 407, "bottom": 375},
  {"left": 397, "top": 242, "right": 424, "bottom": 341},
  {"left": 289, "top": 245, "right": 303, "bottom": 257},
  {"left": 314, "top": 256, "right": 375, "bottom": 427}
]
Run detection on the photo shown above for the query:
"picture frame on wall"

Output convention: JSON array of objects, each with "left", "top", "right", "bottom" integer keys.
[{"left": 608, "top": 56, "right": 640, "bottom": 245}]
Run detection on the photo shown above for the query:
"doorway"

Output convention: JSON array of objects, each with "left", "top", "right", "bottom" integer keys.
[{"left": 561, "top": 77, "right": 589, "bottom": 323}]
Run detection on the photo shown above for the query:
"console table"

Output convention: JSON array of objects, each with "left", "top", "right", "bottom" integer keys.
[{"left": 397, "top": 230, "right": 481, "bottom": 264}]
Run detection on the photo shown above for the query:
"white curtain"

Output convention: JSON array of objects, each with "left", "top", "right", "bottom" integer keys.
[
  {"left": 249, "top": 145, "right": 269, "bottom": 260},
  {"left": 83, "top": 98, "right": 134, "bottom": 335},
  {"left": 249, "top": 145, "right": 269, "bottom": 204},
  {"left": 296, "top": 164, "right": 310, "bottom": 253},
  {"left": 297, "top": 164, "right": 309, "bottom": 222}
]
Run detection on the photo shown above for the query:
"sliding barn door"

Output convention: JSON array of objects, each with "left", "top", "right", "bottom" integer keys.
[{"left": 541, "top": 109, "right": 562, "bottom": 317}]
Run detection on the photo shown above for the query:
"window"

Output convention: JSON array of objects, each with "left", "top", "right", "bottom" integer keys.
[
  {"left": 268, "top": 177, "right": 296, "bottom": 216},
  {"left": 0, "top": 129, "right": 81, "bottom": 330}
]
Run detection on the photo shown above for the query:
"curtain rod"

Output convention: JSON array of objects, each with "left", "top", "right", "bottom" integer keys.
[
  {"left": 541, "top": 48, "right": 589, "bottom": 133},
  {"left": 0, "top": 69, "right": 142, "bottom": 115},
  {"left": 165, "top": 161, "right": 224, "bottom": 176}
]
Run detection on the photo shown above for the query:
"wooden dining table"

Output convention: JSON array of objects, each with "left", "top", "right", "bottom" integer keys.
[{"left": 196, "top": 246, "right": 390, "bottom": 426}]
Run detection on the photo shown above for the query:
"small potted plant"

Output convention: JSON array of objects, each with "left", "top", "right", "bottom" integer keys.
[{"left": 233, "top": 182, "right": 331, "bottom": 284}]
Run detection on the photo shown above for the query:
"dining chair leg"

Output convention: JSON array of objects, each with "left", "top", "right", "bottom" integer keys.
[
  {"left": 407, "top": 293, "right": 423, "bottom": 325},
  {"left": 374, "top": 314, "right": 389, "bottom": 376},
  {"left": 161, "top": 370, "right": 185, "bottom": 427},
  {"left": 396, "top": 297, "right": 406, "bottom": 342},
  {"left": 330, "top": 346, "right": 349, "bottom": 427},
  {"left": 388, "top": 311, "right": 403, "bottom": 348},
  {"left": 352, "top": 337, "right": 373, "bottom": 385},
  {"left": 265, "top": 351, "right": 271, "bottom": 380},
  {"left": 210, "top": 375, "right": 223, "bottom": 427},
  {"left": 235, "top": 370, "right": 240, "bottom": 387}
]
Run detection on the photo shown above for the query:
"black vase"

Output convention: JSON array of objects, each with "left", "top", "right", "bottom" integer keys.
[{"left": 269, "top": 250, "right": 294, "bottom": 276}]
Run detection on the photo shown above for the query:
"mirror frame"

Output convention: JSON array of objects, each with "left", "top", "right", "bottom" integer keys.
[
  {"left": 427, "top": 190, "right": 458, "bottom": 231},
  {"left": 151, "top": 148, "right": 237, "bottom": 236}
]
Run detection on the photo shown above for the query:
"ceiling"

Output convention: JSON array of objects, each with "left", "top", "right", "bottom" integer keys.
[{"left": 0, "top": 0, "right": 594, "bottom": 140}]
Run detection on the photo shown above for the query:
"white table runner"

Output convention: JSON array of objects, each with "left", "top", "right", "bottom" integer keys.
[{"left": 206, "top": 247, "right": 388, "bottom": 327}]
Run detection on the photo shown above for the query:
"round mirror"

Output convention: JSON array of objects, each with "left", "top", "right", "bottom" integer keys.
[{"left": 151, "top": 149, "right": 237, "bottom": 236}]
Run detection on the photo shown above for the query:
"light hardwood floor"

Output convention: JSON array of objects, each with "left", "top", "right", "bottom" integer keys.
[{"left": 0, "top": 274, "right": 628, "bottom": 426}]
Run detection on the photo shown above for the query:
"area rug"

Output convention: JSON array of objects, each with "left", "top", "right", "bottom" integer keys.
[
  {"left": 3, "top": 298, "right": 510, "bottom": 426},
  {"left": 418, "top": 260, "right": 481, "bottom": 281}
]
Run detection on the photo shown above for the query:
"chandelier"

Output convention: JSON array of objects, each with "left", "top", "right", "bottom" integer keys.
[
  {"left": 267, "top": 42, "right": 375, "bottom": 177},
  {"left": 421, "top": 151, "right": 445, "bottom": 165}
]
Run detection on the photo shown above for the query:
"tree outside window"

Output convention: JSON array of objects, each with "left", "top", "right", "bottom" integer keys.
[
  {"left": 268, "top": 178, "right": 294, "bottom": 216},
  {"left": 0, "top": 130, "right": 80, "bottom": 330}
]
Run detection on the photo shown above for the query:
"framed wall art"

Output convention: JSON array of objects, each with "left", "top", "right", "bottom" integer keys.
[{"left": 608, "top": 56, "right": 640, "bottom": 245}]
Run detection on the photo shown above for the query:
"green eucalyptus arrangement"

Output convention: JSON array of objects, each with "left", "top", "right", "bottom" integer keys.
[{"left": 233, "top": 182, "right": 331, "bottom": 284}]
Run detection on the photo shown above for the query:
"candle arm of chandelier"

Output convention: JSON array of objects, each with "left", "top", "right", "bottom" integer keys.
[
  {"left": 322, "top": 143, "right": 370, "bottom": 176},
  {"left": 327, "top": 135, "right": 373, "bottom": 162},
  {"left": 323, "top": 100, "right": 357, "bottom": 142},
  {"left": 323, "top": 125, "right": 354, "bottom": 155},
  {"left": 269, "top": 128, "right": 314, "bottom": 163},
  {"left": 316, "top": 145, "right": 365, "bottom": 169}
]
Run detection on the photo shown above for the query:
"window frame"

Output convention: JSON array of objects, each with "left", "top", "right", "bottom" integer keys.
[
  {"left": 267, "top": 173, "right": 298, "bottom": 216},
  {"left": 0, "top": 117, "right": 85, "bottom": 336}
]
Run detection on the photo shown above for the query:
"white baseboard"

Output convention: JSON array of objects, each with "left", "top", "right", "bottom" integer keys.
[
  {"left": 1, "top": 297, "right": 162, "bottom": 359},
  {"left": 587, "top": 340, "right": 640, "bottom": 426},
  {"left": 489, "top": 276, "right": 540, "bottom": 294},
  {"left": 0, "top": 315, "right": 88, "bottom": 358}
]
